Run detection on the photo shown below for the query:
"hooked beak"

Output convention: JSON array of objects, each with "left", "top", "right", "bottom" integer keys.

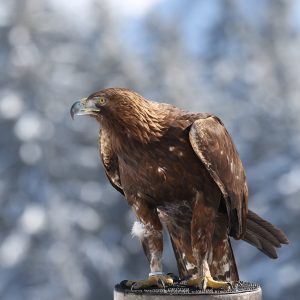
[{"left": 70, "top": 98, "right": 101, "bottom": 120}]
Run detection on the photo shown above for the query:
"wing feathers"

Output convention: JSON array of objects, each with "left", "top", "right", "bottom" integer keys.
[
  {"left": 189, "top": 116, "right": 248, "bottom": 239},
  {"left": 99, "top": 128, "right": 124, "bottom": 195}
]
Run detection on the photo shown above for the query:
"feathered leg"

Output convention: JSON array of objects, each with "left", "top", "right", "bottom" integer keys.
[
  {"left": 125, "top": 200, "right": 173, "bottom": 289},
  {"left": 188, "top": 191, "right": 231, "bottom": 290},
  {"left": 157, "top": 205, "right": 196, "bottom": 279},
  {"left": 210, "top": 212, "right": 239, "bottom": 281}
]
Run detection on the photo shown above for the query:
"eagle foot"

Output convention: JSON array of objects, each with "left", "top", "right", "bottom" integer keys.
[
  {"left": 185, "top": 276, "right": 231, "bottom": 291},
  {"left": 125, "top": 274, "right": 173, "bottom": 289}
]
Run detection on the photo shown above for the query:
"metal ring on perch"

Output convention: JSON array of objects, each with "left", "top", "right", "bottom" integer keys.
[{"left": 114, "top": 280, "right": 262, "bottom": 300}]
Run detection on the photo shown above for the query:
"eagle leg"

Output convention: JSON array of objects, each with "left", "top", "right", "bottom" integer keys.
[
  {"left": 126, "top": 201, "right": 173, "bottom": 289},
  {"left": 189, "top": 192, "right": 231, "bottom": 290}
]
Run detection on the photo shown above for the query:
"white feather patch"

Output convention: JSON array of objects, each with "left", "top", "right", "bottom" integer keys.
[
  {"left": 186, "top": 262, "right": 196, "bottom": 270},
  {"left": 131, "top": 221, "right": 146, "bottom": 240}
]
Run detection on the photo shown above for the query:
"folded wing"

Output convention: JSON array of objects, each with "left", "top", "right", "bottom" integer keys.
[{"left": 189, "top": 116, "right": 248, "bottom": 239}]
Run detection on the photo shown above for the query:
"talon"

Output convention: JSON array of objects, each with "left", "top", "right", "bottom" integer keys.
[
  {"left": 125, "top": 274, "right": 173, "bottom": 289},
  {"left": 157, "top": 278, "right": 165, "bottom": 289},
  {"left": 227, "top": 282, "right": 233, "bottom": 289},
  {"left": 202, "top": 276, "right": 208, "bottom": 290},
  {"left": 124, "top": 280, "right": 135, "bottom": 288},
  {"left": 185, "top": 275, "right": 231, "bottom": 290}
]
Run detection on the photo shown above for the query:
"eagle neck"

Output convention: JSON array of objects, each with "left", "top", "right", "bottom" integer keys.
[{"left": 103, "top": 99, "right": 167, "bottom": 147}]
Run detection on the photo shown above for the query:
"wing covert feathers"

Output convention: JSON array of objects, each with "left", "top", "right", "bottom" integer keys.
[
  {"left": 189, "top": 116, "right": 248, "bottom": 239},
  {"left": 99, "top": 129, "right": 124, "bottom": 195}
]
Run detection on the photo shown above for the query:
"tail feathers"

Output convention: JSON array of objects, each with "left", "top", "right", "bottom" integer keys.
[{"left": 243, "top": 210, "right": 289, "bottom": 259}]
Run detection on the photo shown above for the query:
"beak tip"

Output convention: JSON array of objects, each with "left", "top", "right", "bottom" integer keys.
[
  {"left": 70, "top": 101, "right": 80, "bottom": 120},
  {"left": 70, "top": 110, "right": 75, "bottom": 120}
]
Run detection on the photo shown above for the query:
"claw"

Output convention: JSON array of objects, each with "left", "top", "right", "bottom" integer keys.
[
  {"left": 125, "top": 274, "right": 173, "bottom": 289},
  {"left": 185, "top": 275, "right": 231, "bottom": 290}
]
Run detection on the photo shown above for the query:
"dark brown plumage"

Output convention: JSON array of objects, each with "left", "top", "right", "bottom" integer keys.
[{"left": 71, "top": 88, "right": 288, "bottom": 288}]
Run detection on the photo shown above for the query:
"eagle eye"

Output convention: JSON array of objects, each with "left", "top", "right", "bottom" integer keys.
[{"left": 95, "top": 97, "right": 106, "bottom": 105}]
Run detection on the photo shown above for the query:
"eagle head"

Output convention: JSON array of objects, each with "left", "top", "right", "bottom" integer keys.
[
  {"left": 70, "top": 88, "right": 138, "bottom": 120},
  {"left": 70, "top": 88, "right": 165, "bottom": 142}
]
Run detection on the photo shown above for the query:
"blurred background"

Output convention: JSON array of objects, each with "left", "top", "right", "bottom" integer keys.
[{"left": 0, "top": 0, "right": 299, "bottom": 299}]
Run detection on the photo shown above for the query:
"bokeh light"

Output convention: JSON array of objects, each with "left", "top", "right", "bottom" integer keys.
[{"left": 0, "top": 1, "right": 299, "bottom": 300}]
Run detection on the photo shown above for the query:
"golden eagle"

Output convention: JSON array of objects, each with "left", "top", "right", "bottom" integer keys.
[{"left": 71, "top": 88, "right": 288, "bottom": 290}]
